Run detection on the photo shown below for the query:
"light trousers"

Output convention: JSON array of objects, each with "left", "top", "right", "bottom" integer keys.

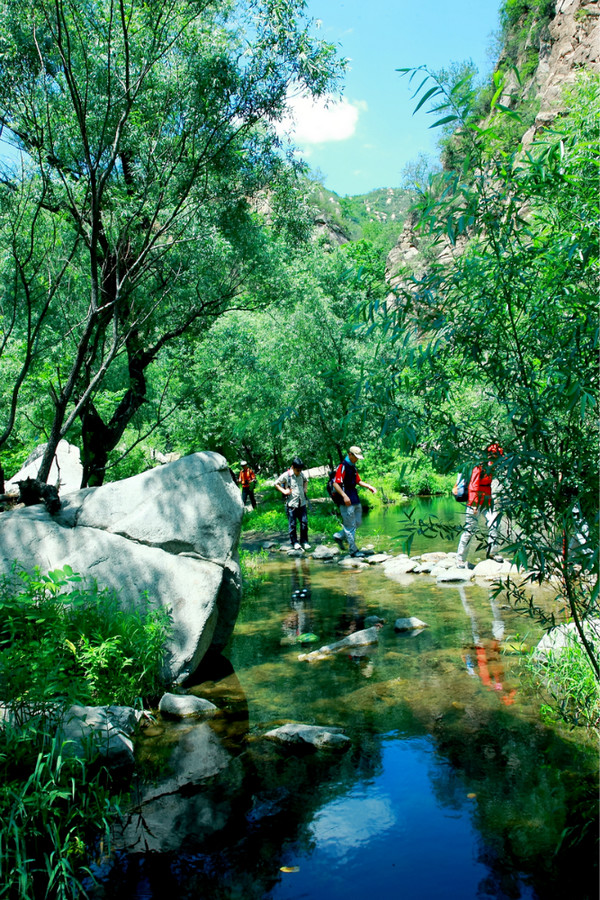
[
  {"left": 457, "top": 504, "right": 503, "bottom": 562},
  {"left": 339, "top": 503, "right": 363, "bottom": 553}
]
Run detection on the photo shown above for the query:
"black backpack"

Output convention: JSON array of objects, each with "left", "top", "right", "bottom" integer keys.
[{"left": 326, "top": 469, "right": 343, "bottom": 505}]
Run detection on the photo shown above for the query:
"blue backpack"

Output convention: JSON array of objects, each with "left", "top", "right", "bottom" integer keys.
[{"left": 453, "top": 473, "right": 468, "bottom": 503}]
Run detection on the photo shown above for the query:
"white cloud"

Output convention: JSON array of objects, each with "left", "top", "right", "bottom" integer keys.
[
  {"left": 311, "top": 793, "right": 397, "bottom": 856},
  {"left": 277, "top": 92, "right": 365, "bottom": 146}
]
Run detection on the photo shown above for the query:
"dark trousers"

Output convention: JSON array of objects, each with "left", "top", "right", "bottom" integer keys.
[
  {"left": 287, "top": 504, "right": 308, "bottom": 545},
  {"left": 242, "top": 486, "right": 256, "bottom": 509}
]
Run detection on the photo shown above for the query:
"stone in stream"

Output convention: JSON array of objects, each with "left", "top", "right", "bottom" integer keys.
[
  {"left": 113, "top": 718, "right": 242, "bottom": 854},
  {"left": 365, "top": 553, "right": 393, "bottom": 564},
  {"left": 394, "top": 617, "right": 428, "bottom": 632},
  {"left": 158, "top": 692, "right": 218, "bottom": 718},
  {"left": 312, "top": 544, "right": 341, "bottom": 560},
  {"left": 338, "top": 556, "right": 370, "bottom": 569},
  {"left": 56, "top": 704, "right": 141, "bottom": 769},
  {"left": 382, "top": 556, "right": 421, "bottom": 578},
  {"left": 298, "top": 626, "right": 379, "bottom": 662},
  {"left": 264, "top": 723, "right": 351, "bottom": 752},
  {"left": 472, "top": 558, "right": 519, "bottom": 580},
  {"left": 434, "top": 565, "right": 474, "bottom": 583}
]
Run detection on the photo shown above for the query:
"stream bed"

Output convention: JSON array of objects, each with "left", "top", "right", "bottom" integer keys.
[{"left": 91, "top": 499, "right": 598, "bottom": 899}]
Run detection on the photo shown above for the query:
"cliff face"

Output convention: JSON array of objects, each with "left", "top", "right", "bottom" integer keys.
[
  {"left": 523, "top": 0, "right": 599, "bottom": 140},
  {"left": 386, "top": 0, "right": 599, "bottom": 291}
]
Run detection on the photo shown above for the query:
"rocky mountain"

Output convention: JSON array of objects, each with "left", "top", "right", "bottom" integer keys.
[
  {"left": 308, "top": 183, "right": 412, "bottom": 246},
  {"left": 385, "top": 0, "right": 599, "bottom": 292}
]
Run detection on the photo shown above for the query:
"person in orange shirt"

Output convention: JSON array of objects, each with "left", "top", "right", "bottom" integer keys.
[
  {"left": 456, "top": 443, "right": 504, "bottom": 565},
  {"left": 238, "top": 460, "right": 257, "bottom": 510}
]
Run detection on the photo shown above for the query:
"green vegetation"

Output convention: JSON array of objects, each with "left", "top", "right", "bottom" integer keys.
[
  {"left": 527, "top": 640, "right": 600, "bottom": 730},
  {"left": 0, "top": 566, "right": 171, "bottom": 711},
  {"left": 374, "top": 66, "right": 599, "bottom": 700},
  {"left": 0, "top": 0, "right": 344, "bottom": 487},
  {"left": 0, "top": 1, "right": 597, "bottom": 889},
  {"left": 0, "top": 564, "right": 172, "bottom": 896}
]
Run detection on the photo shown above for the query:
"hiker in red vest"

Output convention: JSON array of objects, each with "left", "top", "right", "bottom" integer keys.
[
  {"left": 457, "top": 443, "right": 504, "bottom": 566},
  {"left": 238, "top": 460, "right": 257, "bottom": 509}
]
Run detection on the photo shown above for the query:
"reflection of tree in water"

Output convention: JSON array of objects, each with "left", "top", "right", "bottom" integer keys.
[
  {"left": 426, "top": 590, "right": 599, "bottom": 900},
  {"left": 334, "top": 573, "right": 367, "bottom": 638},
  {"left": 98, "top": 653, "right": 386, "bottom": 900}
]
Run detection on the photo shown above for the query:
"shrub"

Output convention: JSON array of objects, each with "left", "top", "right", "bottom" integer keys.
[
  {"left": 0, "top": 564, "right": 171, "bottom": 711},
  {"left": 526, "top": 637, "right": 600, "bottom": 730},
  {"left": 0, "top": 563, "right": 172, "bottom": 897}
]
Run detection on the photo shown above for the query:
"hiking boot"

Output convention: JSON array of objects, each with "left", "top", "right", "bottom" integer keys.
[
  {"left": 302, "top": 543, "right": 311, "bottom": 551},
  {"left": 350, "top": 550, "right": 366, "bottom": 559},
  {"left": 293, "top": 543, "right": 302, "bottom": 550}
]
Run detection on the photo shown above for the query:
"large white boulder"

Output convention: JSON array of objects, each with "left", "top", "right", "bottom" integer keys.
[
  {"left": 0, "top": 451, "right": 243, "bottom": 683},
  {"left": 6, "top": 440, "right": 83, "bottom": 495}
]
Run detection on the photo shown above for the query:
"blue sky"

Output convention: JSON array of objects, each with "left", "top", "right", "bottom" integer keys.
[{"left": 278, "top": 0, "right": 502, "bottom": 196}]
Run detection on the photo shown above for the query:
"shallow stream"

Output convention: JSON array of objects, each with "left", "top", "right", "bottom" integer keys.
[{"left": 92, "top": 499, "right": 598, "bottom": 899}]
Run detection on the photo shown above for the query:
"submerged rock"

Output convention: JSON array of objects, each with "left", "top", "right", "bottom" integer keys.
[
  {"left": 298, "top": 626, "right": 379, "bottom": 661},
  {"left": 264, "top": 723, "right": 351, "bottom": 752},
  {"left": 394, "top": 617, "right": 428, "bottom": 632},
  {"left": 114, "top": 719, "right": 242, "bottom": 854}
]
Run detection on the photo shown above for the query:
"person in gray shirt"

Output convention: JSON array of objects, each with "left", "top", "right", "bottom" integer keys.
[{"left": 275, "top": 457, "right": 310, "bottom": 550}]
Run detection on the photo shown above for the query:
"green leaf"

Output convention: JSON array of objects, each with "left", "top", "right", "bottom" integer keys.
[{"left": 429, "top": 114, "right": 459, "bottom": 129}]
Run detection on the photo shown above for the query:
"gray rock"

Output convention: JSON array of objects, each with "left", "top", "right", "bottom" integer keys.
[
  {"left": 158, "top": 693, "right": 217, "bottom": 718},
  {"left": 0, "top": 451, "right": 243, "bottom": 683},
  {"left": 312, "top": 544, "right": 341, "bottom": 559},
  {"left": 365, "top": 553, "right": 393, "bottom": 564},
  {"left": 533, "top": 620, "right": 600, "bottom": 662},
  {"left": 338, "top": 556, "right": 369, "bottom": 568},
  {"left": 472, "top": 559, "right": 517, "bottom": 580},
  {"left": 264, "top": 723, "right": 351, "bottom": 752},
  {"left": 435, "top": 566, "right": 473, "bottom": 583},
  {"left": 6, "top": 440, "right": 83, "bottom": 496},
  {"left": 394, "top": 616, "right": 428, "bottom": 632},
  {"left": 57, "top": 704, "right": 140, "bottom": 768},
  {"left": 420, "top": 552, "right": 449, "bottom": 563},
  {"left": 364, "top": 615, "right": 385, "bottom": 628},
  {"left": 382, "top": 556, "right": 421, "bottom": 578}
]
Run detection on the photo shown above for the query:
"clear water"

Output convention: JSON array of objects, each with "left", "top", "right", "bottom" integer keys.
[{"left": 93, "top": 500, "right": 598, "bottom": 900}]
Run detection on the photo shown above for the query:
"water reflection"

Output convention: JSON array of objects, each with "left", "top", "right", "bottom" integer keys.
[
  {"left": 458, "top": 586, "right": 517, "bottom": 707},
  {"left": 93, "top": 508, "right": 598, "bottom": 899}
]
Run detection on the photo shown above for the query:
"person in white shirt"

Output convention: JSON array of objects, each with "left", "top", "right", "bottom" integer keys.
[{"left": 275, "top": 457, "right": 310, "bottom": 550}]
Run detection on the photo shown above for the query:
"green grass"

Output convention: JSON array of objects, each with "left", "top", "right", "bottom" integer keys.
[
  {"left": 525, "top": 637, "right": 600, "bottom": 731},
  {"left": 0, "top": 563, "right": 173, "bottom": 898}
]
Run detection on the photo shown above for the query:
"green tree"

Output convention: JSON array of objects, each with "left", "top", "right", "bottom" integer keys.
[
  {"left": 369, "top": 68, "right": 599, "bottom": 680},
  {"left": 0, "top": 0, "right": 343, "bottom": 486}
]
